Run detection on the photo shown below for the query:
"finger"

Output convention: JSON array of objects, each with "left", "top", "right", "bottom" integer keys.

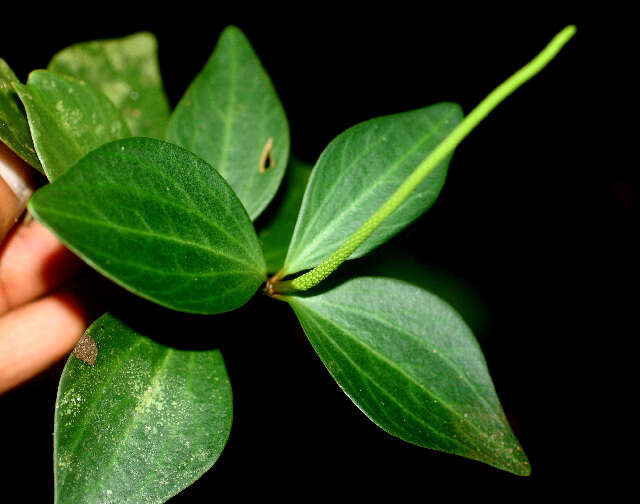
[
  {"left": 0, "top": 218, "right": 83, "bottom": 315},
  {"left": 0, "top": 141, "right": 36, "bottom": 241},
  {"left": 0, "top": 275, "right": 102, "bottom": 395}
]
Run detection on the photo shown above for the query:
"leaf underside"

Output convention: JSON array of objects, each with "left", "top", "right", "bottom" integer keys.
[
  {"left": 0, "top": 58, "right": 42, "bottom": 170},
  {"left": 284, "top": 103, "right": 463, "bottom": 275},
  {"left": 29, "top": 137, "right": 266, "bottom": 314},
  {"left": 54, "top": 312, "right": 232, "bottom": 504},
  {"left": 14, "top": 70, "right": 130, "bottom": 180},
  {"left": 167, "top": 26, "right": 290, "bottom": 220},
  {"left": 48, "top": 32, "right": 170, "bottom": 139},
  {"left": 287, "top": 277, "right": 530, "bottom": 476}
]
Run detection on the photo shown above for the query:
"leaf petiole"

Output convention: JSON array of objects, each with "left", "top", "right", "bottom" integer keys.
[{"left": 272, "top": 24, "right": 576, "bottom": 294}]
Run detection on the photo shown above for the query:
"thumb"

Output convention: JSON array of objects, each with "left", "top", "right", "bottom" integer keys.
[{"left": 0, "top": 141, "right": 36, "bottom": 241}]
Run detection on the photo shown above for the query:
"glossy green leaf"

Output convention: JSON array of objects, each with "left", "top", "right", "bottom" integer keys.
[
  {"left": 167, "top": 26, "right": 290, "bottom": 220},
  {"left": 48, "top": 32, "right": 170, "bottom": 139},
  {"left": 55, "top": 312, "right": 232, "bottom": 504},
  {"left": 283, "top": 104, "right": 463, "bottom": 275},
  {"left": 14, "top": 70, "right": 130, "bottom": 180},
  {"left": 258, "top": 157, "right": 312, "bottom": 273},
  {"left": 0, "top": 58, "right": 42, "bottom": 170},
  {"left": 29, "top": 137, "right": 266, "bottom": 314},
  {"left": 286, "top": 277, "right": 529, "bottom": 475}
]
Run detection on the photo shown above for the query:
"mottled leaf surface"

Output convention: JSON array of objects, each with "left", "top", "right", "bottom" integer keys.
[
  {"left": 258, "top": 158, "right": 311, "bottom": 272},
  {"left": 284, "top": 104, "right": 462, "bottom": 275},
  {"left": 167, "top": 26, "right": 290, "bottom": 220},
  {"left": 29, "top": 138, "right": 266, "bottom": 314},
  {"left": 0, "top": 58, "right": 42, "bottom": 170},
  {"left": 286, "top": 277, "right": 529, "bottom": 475},
  {"left": 48, "top": 32, "right": 170, "bottom": 138},
  {"left": 55, "top": 313, "right": 232, "bottom": 504},
  {"left": 14, "top": 70, "right": 130, "bottom": 180}
]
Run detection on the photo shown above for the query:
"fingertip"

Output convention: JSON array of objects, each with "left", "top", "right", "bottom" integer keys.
[{"left": 0, "top": 282, "right": 100, "bottom": 395}]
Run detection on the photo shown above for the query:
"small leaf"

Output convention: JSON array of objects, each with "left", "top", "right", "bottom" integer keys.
[
  {"left": 257, "top": 157, "right": 312, "bottom": 273},
  {"left": 55, "top": 312, "right": 232, "bottom": 504},
  {"left": 167, "top": 26, "right": 290, "bottom": 220},
  {"left": 0, "top": 58, "right": 42, "bottom": 171},
  {"left": 284, "top": 104, "right": 462, "bottom": 275},
  {"left": 48, "top": 32, "right": 170, "bottom": 139},
  {"left": 285, "top": 277, "right": 529, "bottom": 475},
  {"left": 29, "top": 137, "right": 266, "bottom": 314},
  {"left": 14, "top": 70, "right": 130, "bottom": 180}
]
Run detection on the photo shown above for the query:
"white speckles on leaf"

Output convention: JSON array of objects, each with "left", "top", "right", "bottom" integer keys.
[
  {"left": 102, "top": 81, "right": 132, "bottom": 107},
  {"left": 47, "top": 32, "right": 170, "bottom": 138},
  {"left": 54, "top": 313, "right": 233, "bottom": 503},
  {"left": 14, "top": 70, "right": 131, "bottom": 180}
]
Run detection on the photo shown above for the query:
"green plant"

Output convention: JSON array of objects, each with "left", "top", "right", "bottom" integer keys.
[{"left": 0, "top": 24, "right": 575, "bottom": 502}]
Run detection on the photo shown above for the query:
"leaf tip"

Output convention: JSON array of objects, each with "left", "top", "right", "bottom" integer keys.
[
  {"left": 491, "top": 436, "right": 531, "bottom": 476},
  {"left": 509, "top": 449, "right": 532, "bottom": 477},
  {"left": 221, "top": 24, "right": 246, "bottom": 39}
]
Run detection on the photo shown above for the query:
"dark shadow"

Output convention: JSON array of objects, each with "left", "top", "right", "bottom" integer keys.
[{"left": 101, "top": 280, "right": 272, "bottom": 352}]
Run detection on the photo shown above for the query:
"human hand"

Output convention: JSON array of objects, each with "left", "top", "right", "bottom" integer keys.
[{"left": 0, "top": 141, "right": 101, "bottom": 394}]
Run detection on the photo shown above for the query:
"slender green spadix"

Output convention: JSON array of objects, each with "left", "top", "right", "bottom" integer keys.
[{"left": 277, "top": 25, "right": 576, "bottom": 293}]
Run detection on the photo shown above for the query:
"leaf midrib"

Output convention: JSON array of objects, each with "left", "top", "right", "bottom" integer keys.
[
  {"left": 85, "top": 348, "right": 173, "bottom": 502},
  {"left": 34, "top": 204, "right": 262, "bottom": 273},
  {"left": 218, "top": 31, "right": 238, "bottom": 181},
  {"left": 300, "top": 306, "right": 481, "bottom": 454},
  {"left": 294, "top": 300, "right": 507, "bottom": 450},
  {"left": 309, "top": 298, "right": 497, "bottom": 413},
  {"left": 56, "top": 338, "right": 147, "bottom": 496},
  {"left": 289, "top": 125, "right": 393, "bottom": 263},
  {"left": 290, "top": 112, "right": 452, "bottom": 270},
  {"left": 120, "top": 158, "right": 259, "bottom": 255}
]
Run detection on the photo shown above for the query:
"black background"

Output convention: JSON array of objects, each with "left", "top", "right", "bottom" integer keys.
[{"left": 0, "top": 5, "right": 627, "bottom": 501}]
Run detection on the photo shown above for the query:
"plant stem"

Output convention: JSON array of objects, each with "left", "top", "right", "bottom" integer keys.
[{"left": 275, "top": 25, "right": 576, "bottom": 294}]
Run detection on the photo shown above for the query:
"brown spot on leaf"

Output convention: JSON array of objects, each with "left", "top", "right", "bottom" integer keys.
[{"left": 73, "top": 332, "right": 98, "bottom": 366}]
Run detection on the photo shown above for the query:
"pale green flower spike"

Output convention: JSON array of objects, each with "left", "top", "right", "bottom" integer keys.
[{"left": 275, "top": 25, "right": 576, "bottom": 294}]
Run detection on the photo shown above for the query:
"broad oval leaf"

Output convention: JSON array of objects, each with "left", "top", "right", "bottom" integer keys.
[
  {"left": 283, "top": 103, "right": 463, "bottom": 275},
  {"left": 48, "top": 32, "right": 170, "bottom": 139},
  {"left": 55, "top": 312, "right": 232, "bottom": 504},
  {"left": 14, "top": 70, "right": 130, "bottom": 180},
  {"left": 257, "top": 157, "right": 312, "bottom": 273},
  {"left": 0, "top": 58, "right": 42, "bottom": 170},
  {"left": 28, "top": 137, "right": 266, "bottom": 314},
  {"left": 167, "top": 26, "right": 290, "bottom": 220},
  {"left": 286, "top": 277, "right": 530, "bottom": 475}
]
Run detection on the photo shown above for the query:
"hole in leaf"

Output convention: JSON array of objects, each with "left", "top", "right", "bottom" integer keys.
[{"left": 259, "top": 137, "right": 274, "bottom": 173}]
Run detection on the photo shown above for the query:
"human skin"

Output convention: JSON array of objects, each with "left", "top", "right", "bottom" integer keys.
[{"left": 0, "top": 141, "right": 97, "bottom": 394}]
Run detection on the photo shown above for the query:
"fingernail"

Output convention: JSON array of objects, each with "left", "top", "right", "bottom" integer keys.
[{"left": 0, "top": 141, "right": 35, "bottom": 209}]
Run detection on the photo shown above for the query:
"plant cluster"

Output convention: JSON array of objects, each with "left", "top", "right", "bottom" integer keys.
[{"left": 0, "top": 24, "right": 574, "bottom": 503}]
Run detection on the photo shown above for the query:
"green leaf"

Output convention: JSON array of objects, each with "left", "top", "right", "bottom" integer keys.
[
  {"left": 48, "top": 32, "right": 170, "bottom": 139},
  {"left": 283, "top": 104, "right": 463, "bottom": 275},
  {"left": 14, "top": 70, "right": 130, "bottom": 180},
  {"left": 0, "top": 58, "right": 42, "bottom": 171},
  {"left": 336, "top": 247, "right": 490, "bottom": 337},
  {"left": 55, "top": 312, "right": 232, "bottom": 504},
  {"left": 28, "top": 137, "right": 266, "bottom": 314},
  {"left": 258, "top": 157, "right": 312, "bottom": 273},
  {"left": 167, "top": 26, "right": 290, "bottom": 220},
  {"left": 285, "top": 277, "right": 529, "bottom": 475}
]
